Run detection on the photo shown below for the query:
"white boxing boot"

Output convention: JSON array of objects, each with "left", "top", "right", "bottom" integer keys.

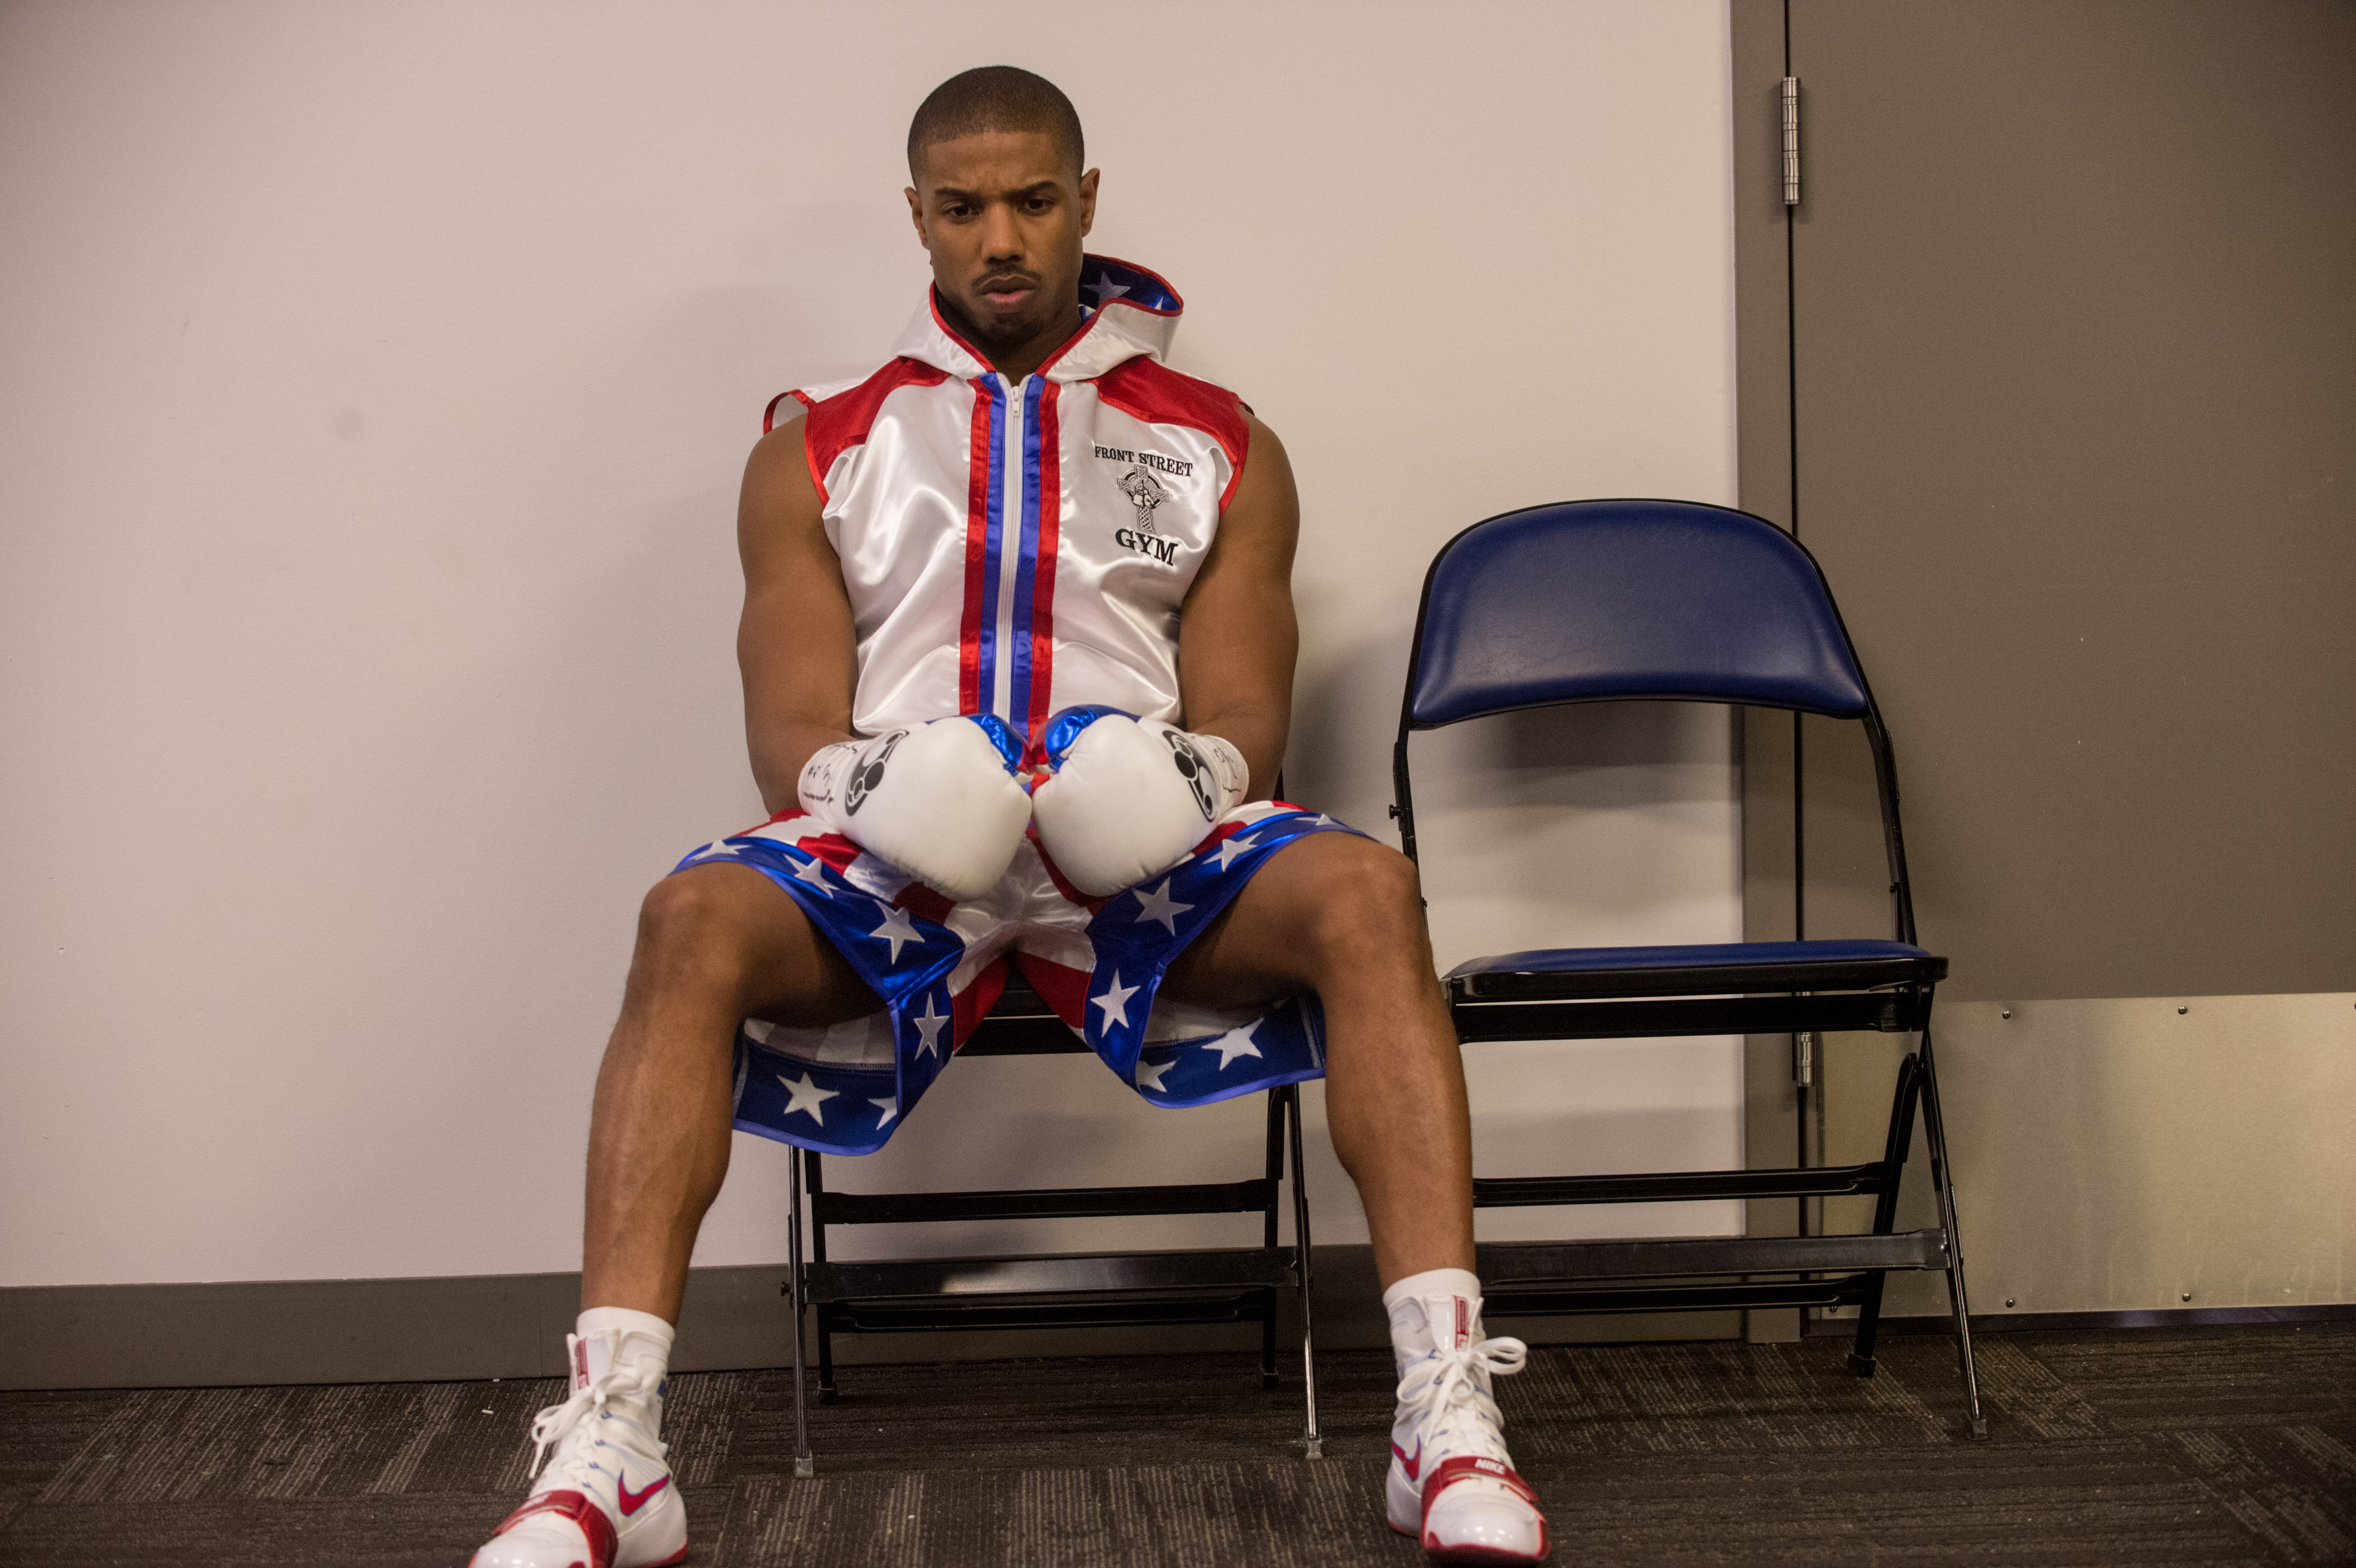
[
  {"left": 1029, "top": 705, "right": 1248, "bottom": 897},
  {"left": 797, "top": 714, "right": 1031, "bottom": 902},
  {"left": 1385, "top": 1270, "right": 1550, "bottom": 1564},
  {"left": 472, "top": 1309, "right": 688, "bottom": 1568}
]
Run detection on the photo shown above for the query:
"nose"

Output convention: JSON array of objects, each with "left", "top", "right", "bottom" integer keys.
[{"left": 978, "top": 201, "right": 1024, "bottom": 264}]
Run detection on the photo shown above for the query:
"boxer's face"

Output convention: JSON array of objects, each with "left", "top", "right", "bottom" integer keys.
[{"left": 907, "top": 130, "right": 1098, "bottom": 370}]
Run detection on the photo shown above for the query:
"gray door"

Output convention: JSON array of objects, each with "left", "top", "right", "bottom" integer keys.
[{"left": 1735, "top": 0, "right": 2356, "bottom": 1323}]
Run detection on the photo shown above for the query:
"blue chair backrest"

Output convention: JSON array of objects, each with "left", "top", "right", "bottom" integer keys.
[{"left": 1407, "top": 500, "right": 1872, "bottom": 728}]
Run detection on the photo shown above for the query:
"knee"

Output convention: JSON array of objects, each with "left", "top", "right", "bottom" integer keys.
[
  {"left": 1295, "top": 841, "right": 1431, "bottom": 975},
  {"left": 633, "top": 871, "right": 761, "bottom": 997}
]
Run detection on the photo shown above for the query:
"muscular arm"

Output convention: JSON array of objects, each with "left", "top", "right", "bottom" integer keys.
[
  {"left": 737, "top": 414, "right": 860, "bottom": 814},
  {"left": 1177, "top": 413, "right": 1300, "bottom": 801}
]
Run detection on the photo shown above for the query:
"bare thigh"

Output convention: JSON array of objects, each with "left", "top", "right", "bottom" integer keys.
[{"left": 1159, "top": 831, "right": 1428, "bottom": 1009}]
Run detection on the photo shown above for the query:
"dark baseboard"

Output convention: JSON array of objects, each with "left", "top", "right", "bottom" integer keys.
[
  {"left": 2, "top": 1247, "right": 1739, "bottom": 1391},
  {"left": 1803, "top": 1303, "right": 2356, "bottom": 1338}
]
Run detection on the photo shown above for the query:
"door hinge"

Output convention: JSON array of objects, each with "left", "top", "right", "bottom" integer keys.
[
  {"left": 1793, "top": 1029, "right": 1815, "bottom": 1087},
  {"left": 1781, "top": 76, "right": 1801, "bottom": 207}
]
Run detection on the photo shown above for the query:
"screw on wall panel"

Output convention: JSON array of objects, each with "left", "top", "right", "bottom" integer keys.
[
  {"left": 2178, "top": 1006, "right": 2189, "bottom": 1014},
  {"left": 2004, "top": 1297, "right": 2016, "bottom": 1308},
  {"left": 2181, "top": 1292, "right": 2193, "bottom": 1302},
  {"left": 2001, "top": 1009, "right": 2012, "bottom": 1019}
]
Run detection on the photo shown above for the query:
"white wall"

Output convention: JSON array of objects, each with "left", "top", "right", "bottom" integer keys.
[{"left": 0, "top": 1, "right": 1738, "bottom": 1286}]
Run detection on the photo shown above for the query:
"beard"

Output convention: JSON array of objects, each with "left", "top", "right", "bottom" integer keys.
[{"left": 938, "top": 276, "right": 1075, "bottom": 357}]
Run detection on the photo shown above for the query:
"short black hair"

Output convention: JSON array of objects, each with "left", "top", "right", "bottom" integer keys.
[{"left": 906, "top": 66, "right": 1084, "bottom": 183}]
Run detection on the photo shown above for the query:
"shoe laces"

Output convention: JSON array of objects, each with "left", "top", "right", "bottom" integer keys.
[
  {"left": 526, "top": 1360, "right": 665, "bottom": 1484},
  {"left": 1397, "top": 1330, "right": 1528, "bottom": 1462}
]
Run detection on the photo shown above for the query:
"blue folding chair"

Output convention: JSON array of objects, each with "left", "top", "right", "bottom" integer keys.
[{"left": 1393, "top": 498, "right": 1986, "bottom": 1438}]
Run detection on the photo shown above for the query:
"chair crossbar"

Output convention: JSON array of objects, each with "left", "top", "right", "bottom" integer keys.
[
  {"left": 1451, "top": 991, "right": 1925, "bottom": 1040},
  {"left": 806, "top": 1247, "right": 1301, "bottom": 1304},
  {"left": 1451, "top": 957, "right": 1944, "bottom": 1001},
  {"left": 955, "top": 1018, "right": 1091, "bottom": 1055},
  {"left": 1483, "top": 1274, "right": 1881, "bottom": 1317},
  {"left": 1472, "top": 1161, "right": 1895, "bottom": 1208},
  {"left": 1476, "top": 1230, "right": 1950, "bottom": 1284},
  {"left": 822, "top": 1290, "right": 1280, "bottom": 1335},
  {"left": 812, "top": 1178, "right": 1277, "bottom": 1225}
]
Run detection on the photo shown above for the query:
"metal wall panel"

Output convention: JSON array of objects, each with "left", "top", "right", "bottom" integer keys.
[
  {"left": 1784, "top": 0, "right": 2356, "bottom": 1001},
  {"left": 1822, "top": 995, "right": 2356, "bottom": 1319}
]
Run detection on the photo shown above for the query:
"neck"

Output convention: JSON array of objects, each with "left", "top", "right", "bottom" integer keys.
[{"left": 937, "top": 290, "right": 1085, "bottom": 381}]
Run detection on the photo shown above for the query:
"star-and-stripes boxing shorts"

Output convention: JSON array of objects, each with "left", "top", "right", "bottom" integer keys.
[{"left": 669, "top": 800, "right": 1365, "bottom": 1155}]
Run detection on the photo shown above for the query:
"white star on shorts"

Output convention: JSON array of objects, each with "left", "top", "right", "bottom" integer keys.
[
  {"left": 690, "top": 839, "right": 741, "bottom": 860},
  {"left": 1200, "top": 1020, "right": 1264, "bottom": 1070},
  {"left": 910, "top": 994, "right": 949, "bottom": 1059},
  {"left": 1091, "top": 970, "right": 1141, "bottom": 1031},
  {"left": 1131, "top": 878, "right": 1194, "bottom": 936},
  {"left": 1134, "top": 1055, "right": 1175, "bottom": 1092},
  {"left": 778, "top": 1071, "right": 838, "bottom": 1125},
  {"left": 1210, "top": 832, "right": 1261, "bottom": 872},
  {"left": 791, "top": 856, "right": 833, "bottom": 893},
  {"left": 869, "top": 1094, "right": 899, "bottom": 1128},
  {"left": 868, "top": 903, "right": 923, "bottom": 963}
]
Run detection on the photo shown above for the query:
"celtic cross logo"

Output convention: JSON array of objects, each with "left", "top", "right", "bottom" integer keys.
[{"left": 1117, "top": 467, "right": 1168, "bottom": 534}]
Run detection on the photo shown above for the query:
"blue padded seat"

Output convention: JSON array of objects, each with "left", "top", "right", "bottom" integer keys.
[{"left": 1445, "top": 940, "right": 1947, "bottom": 1002}]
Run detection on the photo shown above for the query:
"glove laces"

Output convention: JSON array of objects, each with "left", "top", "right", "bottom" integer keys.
[
  {"left": 526, "top": 1359, "right": 664, "bottom": 1481},
  {"left": 1397, "top": 1330, "right": 1529, "bottom": 1458}
]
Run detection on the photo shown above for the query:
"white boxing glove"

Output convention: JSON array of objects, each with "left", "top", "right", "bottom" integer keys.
[
  {"left": 1030, "top": 706, "right": 1250, "bottom": 897},
  {"left": 796, "top": 715, "right": 1031, "bottom": 903}
]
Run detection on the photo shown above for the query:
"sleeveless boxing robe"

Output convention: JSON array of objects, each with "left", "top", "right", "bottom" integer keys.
[{"left": 683, "top": 257, "right": 1361, "bottom": 1155}]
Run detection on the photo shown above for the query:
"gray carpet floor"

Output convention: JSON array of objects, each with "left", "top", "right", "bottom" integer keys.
[{"left": 5, "top": 1324, "right": 2353, "bottom": 1565}]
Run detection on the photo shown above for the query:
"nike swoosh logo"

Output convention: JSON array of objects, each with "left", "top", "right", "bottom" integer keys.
[
  {"left": 617, "top": 1474, "right": 668, "bottom": 1517},
  {"left": 1391, "top": 1440, "right": 1422, "bottom": 1481}
]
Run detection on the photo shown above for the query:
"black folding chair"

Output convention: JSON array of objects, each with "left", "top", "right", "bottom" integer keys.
[
  {"left": 783, "top": 971, "right": 1322, "bottom": 1476},
  {"left": 1392, "top": 498, "right": 1985, "bottom": 1438}
]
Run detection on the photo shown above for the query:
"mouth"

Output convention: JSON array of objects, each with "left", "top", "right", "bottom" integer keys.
[{"left": 975, "top": 274, "right": 1039, "bottom": 314}]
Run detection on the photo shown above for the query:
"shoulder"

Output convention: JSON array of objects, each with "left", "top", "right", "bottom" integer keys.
[
  {"left": 742, "top": 408, "right": 818, "bottom": 529},
  {"left": 1095, "top": 358, "right": 1250, "bottom": 469},
  {"left": 765, "top": 357, "right": 955, "bottom": 502},
  {"left": 1223, "top": 410, "right": 1295, "bottom": 527}
]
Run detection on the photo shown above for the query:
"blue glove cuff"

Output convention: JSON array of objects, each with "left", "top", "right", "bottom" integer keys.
[
  {"left": 1036, "top": 705, "right": 1140, "bottom": 771},
  {"left": 959, "top": 713, "right": 1026, "bottom": 772}
]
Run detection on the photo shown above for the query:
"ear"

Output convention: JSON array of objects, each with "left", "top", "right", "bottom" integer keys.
[
  {"left": 905, "top": 185, "right": 929, "bottom": 250},
  {"left": 1078, "top": 167, "right": 1100, "bottom": 238}
]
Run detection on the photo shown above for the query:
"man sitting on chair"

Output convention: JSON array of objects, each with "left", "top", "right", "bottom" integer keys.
[{"left": 471, "top": 65, "right": 1549, "bottom": 1568}]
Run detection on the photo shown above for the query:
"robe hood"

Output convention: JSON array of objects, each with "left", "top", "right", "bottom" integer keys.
[{"left": 890, "top": 254, "right": 1183, "bottom": 383}]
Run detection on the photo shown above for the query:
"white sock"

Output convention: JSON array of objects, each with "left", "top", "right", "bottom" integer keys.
[
  {"left": 577, "top": 1305, "right": 676, "bottom": 1350},
  {"left": 570, "top": 1307, "right": 675, "bottom": 1398},
  {"left": 1383, "top": 1267, "right": 1484, "bottom": 1375}
]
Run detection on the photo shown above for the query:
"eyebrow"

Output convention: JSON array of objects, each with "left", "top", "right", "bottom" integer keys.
[{"left": 929, "top": 181, "right": 1062, "bottom": 204}]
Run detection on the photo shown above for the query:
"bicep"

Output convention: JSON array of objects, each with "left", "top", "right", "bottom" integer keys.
[
  {"left": 738, "top": 418, "right": 857, "bottom": 777},
  {"left": 1178, "top": 414, "right": 1300, "bottom": 728}
]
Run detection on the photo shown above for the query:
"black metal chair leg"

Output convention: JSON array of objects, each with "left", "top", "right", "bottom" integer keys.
[
  {"left": 1917, "top": 1026, "right": 1988, "bottom": 1439},
  {"left": 802, "top": 1149, "right": 840, "bottom": 1405},
  {"left": 1848, "top": 1051, "right": 1924, "bottom": 1377},
  {"left": 787, "top": 1147, "right": 815, "bottom": 1477},
  {"left": 1284, "top": 1085, "right": 1322, "bottom": 1459},
  {"left": 1261, "top": 1091, "right": 1283, "bottom": 1389}
]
